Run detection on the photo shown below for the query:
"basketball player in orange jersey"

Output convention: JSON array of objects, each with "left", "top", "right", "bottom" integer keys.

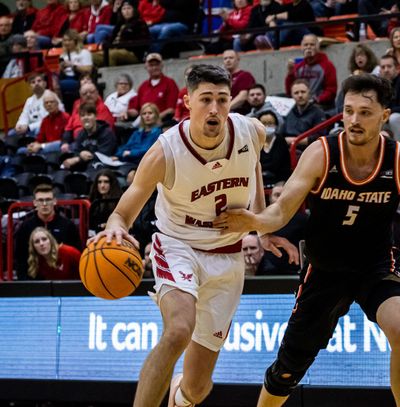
[
  {"left": 91, "top": 64, "right": 299, "bottom": 407},
  {"left": 214, "top": 74, "right": 400, "bottom": 407}
]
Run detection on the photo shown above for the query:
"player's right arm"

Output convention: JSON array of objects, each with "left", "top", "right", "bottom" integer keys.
[
  {"left": 91, "top": 141, "right": 166, "bottom": 245},
  {"left": 213, "top": 139, "right": 326, "bottom": 235}
]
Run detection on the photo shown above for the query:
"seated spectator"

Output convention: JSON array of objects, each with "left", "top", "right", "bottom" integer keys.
[
  {"left": 259, "top": 0, "right": 316, "bottom": 49},
  {"left": 138, "top": 0, "right": 165, "bottom": 28},
  {"left": 283, "top": 79, "right": 326, "bottom": 146},
  {"left": 88, "top": 169, "right": 122, "bottom": 233},
  {"left": 0, "top": 16, "right": 12, "bottom": 66},
  {"left": 242, "top": 233, "right": 266, "bottom": 276},
  {"left": 113, "top": 102, "right": 162, "bottom": 168},
  {"left": 146, "top": 0, "right": 199, "bottom": 55},
  {"left": 27, "top": 227, "right": 81, "bottom": 280},
  {"left": 7, "top": 72, "right": 48, "bottom": 139},
  {"left": 92, "top": 0, "right": 150, "bottom": 67},
  {"left": 358, "top": 0, "right": 395, "bottom": 37},
  {"left": 15, "top": 184, "right": 82, "bottom": 280},
  {"left": 348, "top": 43, "right": 380, "bottom": 75},
  {"left": 259, "top": 182, "right": 307, "bottom": 275},
  {"left": 104, "top": 73, "right": 137, "bottom": 119},
  {"left": 2, "top": 34, "right": 28, "bottom": 78},
  {"left": 62, "top": 102, "right": 117, "bottom": 170},
  {"left": 387, "top": 27, "right": 400, "bottom": 66},
  {"left": 174, "top": 65, "right": 192, "bottom": 122},
  {"left": 58, "top": 29, "right": 93, "bottom": 112},
  {"left": 379, "top": 54, "right": 400, "bottom": 141},
  {"left": 208, "top": 0, "right": 253, "bottom": 54},
  {"left": 18, "top": 90, "right": 69, "bottom": 156},
  {"left": 24, "top": 30, "right": 39, "bottom": 51},
  {"left": 257, "top": 109, "right": 291, "bottom": 187},
  {"left": 31, "top": 0, "right": 68, "bottom": 49},
  {"left": 63, "top": 82, "right": 114, "bottom": 138},
  {"left": 142, "top": 241, "right": 153, "bottom": 278},
  {"left": 52, "top": 0, "right": 90, "bottom": 46},
  {"left": 126, "top": 53, "right": 178, "bottom": 123},
  {"left": 246, "top": 83, "right": 283, "bottom": 129},
  {"left": 86, "top": 0, "right": 113, "bottom": 44},
  {"left": 11, "top": 0, "right": 37, "bottom": 35},
  {"left": 0, "top": 1, "right": 9, "bottom": 16},
  {"left": 237, "top": 0, "right": 281, "bottom": 52},
  {"left": 222, "top": 49, "right": 255, "bottom": 113},
  {"left": 285, "top": 34, "right": 337, "bottom": 109}
]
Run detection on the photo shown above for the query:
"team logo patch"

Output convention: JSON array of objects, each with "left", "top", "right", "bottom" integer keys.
[
  {"left": 238, "top": 145, "right": 249, "bottom": 154},
  {"left": 379, "top": 170, "right": 393, "bottom": 179},
  {"left": 213, "top": 331, "right": 223, "bottom": 339},
  {"left": 179, "top": 271, "right": 193, "bottom": 281}
]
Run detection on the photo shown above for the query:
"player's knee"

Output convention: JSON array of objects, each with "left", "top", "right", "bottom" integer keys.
[
  {"left": 163, "top": 320, "right": 194, "bottom": 351},
  {"left": 264, "top": 359, "right": 307, "bottom": 397},
  {"left": 383, "top": 323, "right": 400, "bottom": 350},
  {"left": 183, "top": 378, "right": 213, "bottom": 403}
]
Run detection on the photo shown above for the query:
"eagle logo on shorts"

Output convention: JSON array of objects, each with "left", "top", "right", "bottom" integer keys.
[{"left": 179, "top": 271, "right": 193, "bottom": 281}]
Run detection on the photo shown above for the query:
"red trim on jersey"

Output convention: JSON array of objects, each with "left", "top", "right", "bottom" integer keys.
[
  {"left": 153, "top": 235, "right": 176, "bottom": 282},
  {"left": 310, "top": 136, "right": 330, "bottom": 195},
  {"left": 292, "top": 264, "right": 313, "bottom": 314},
  {"left": 194, "top": 239, "right": 242, "bottom": 254},
  {"left": 394, "top": 142, "right": 400, "bottom": 194},
  {"left": 339, "top": 132, "right": 385, "bottom": 185},
  {"left": 178, "top": 117, "right": 235, "bottom": 165}
]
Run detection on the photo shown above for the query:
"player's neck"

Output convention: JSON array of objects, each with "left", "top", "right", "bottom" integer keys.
[
  {"left": 344, "top": 134, "right": 381, "bottom": 165},
  {"left": 189, "top": 128, "right": 226, "bottom": 150}
]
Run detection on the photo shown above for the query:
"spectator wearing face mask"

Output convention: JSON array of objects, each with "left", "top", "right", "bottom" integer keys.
[{"left": 257, "top": 109, "right": 291, "bottom": 188}]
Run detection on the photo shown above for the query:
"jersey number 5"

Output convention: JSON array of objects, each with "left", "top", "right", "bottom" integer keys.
[
  {"left": 342, "top": 205, "right": 360, "bottom": 226},
  {"left": 215, "top": 194, "right": 227, "bottom": 216}
]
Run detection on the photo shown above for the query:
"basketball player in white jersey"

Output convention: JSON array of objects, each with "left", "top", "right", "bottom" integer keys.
[{"left": 92, "top": 64, "right": 299, "bottom": 407}]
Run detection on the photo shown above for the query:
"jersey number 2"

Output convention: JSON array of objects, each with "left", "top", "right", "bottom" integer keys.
[
  {"left": 342, "top": 205, "right": 360, "bottom": 226},
  {"left": 215, "top": 194, "right": 227, "bottom": 216}
]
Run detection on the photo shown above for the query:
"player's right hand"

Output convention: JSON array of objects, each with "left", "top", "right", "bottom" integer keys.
[{"left": 87, "top": 228, "right": 139, "bottom": 249}]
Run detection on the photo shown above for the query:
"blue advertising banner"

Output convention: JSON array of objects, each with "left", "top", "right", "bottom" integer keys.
[{"left": 0, "top": 294, "right": 390, "bottom": 386}]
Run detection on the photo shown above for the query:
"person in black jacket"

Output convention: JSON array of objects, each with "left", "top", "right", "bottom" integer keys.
[
  {"left": 92, "top": 0, "right": 150, "bottom": 66},
  {"left": 62, "top": 102, "right": 117, "bottom": 170},
  {"left": 11, "top": 0, "right": 36, "bottom": 34},
  {"left": 379, "top": 54, "right": 400, "bottom": 141},
  {"left": 14, "top": 184, "right": 82, "bottom": 280}
]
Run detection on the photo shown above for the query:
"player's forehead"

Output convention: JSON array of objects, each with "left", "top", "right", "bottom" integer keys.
[
  {"left": 192, "top": 82, "right": 230, "bottom": 97},
  {"left": 343, "top": 90, "right": 379, "bottom": 108}
]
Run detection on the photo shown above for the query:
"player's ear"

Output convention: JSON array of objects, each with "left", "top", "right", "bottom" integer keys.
[
  {"left": 382, "top": 108, "right": 391, "bottom": 123},
  {"left": 183, "top": 94, "right": 190, "bottom": 110}
]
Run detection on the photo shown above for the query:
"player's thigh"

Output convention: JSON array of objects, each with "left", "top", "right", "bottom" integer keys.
[{"left": 193, "top": 251, "right": 245, "bottom": 352}]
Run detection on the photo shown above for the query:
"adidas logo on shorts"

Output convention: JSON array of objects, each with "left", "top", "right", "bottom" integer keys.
[{"left": 213, "top": 331, "right": 223, "bottom": 339}]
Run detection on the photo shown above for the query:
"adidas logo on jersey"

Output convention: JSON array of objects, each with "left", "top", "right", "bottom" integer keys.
[
  {"left": 329, "top": 165, "right": 338, "bottom": 173},
  {"left": 212, "top": 161, "right": 222, "bottom": 170},
  {"left": 238, "top": 145, "right": 249, "bottom": 154},
  {"left": 213, "top": 331, "right": 223, "bottom": 339}
]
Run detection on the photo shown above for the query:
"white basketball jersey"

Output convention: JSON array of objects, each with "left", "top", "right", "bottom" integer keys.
[{"left": 155, "top": 113, "right": 261, "bottom": 251}]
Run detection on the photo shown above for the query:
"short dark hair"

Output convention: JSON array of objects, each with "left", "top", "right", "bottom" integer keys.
[
  {"left": 186, "top": 64, "right": 231, "bottom": 93},
  {"left": 249, "top": 83, "right": 266, "bottom": 94},
  {"left": 291, "top": 78, "right": 310, "bottom": 89},
  {"left": 79, "top": 102, "right": 97, "bottom": 116},
  {"left": 380, "top": 53, "right": 399, "bottom": 67},
  {"left": 33, "top": 184, "right": 54, "bottom": 197},
  {"left": 342, "top": 73, "right": 393, "bottom": 108}
]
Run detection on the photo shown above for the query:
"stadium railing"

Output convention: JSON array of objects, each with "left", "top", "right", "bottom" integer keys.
[{"left": 4, "top": 199, "right": 90, "bottom": 282}]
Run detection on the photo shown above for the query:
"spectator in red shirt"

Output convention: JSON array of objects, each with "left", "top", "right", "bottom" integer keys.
[
  {"left": 17, "top": 90, "right": 70, "bottom": 156},
  {"left": 222, "top": 49, "right": 256, "bottom": 113},
  {"left": 63, "top": 82, "right": 114, "bottom": 140},
  {"left": 31, "top": 0, "right": 68, "bottom": 48},
  {"left": 126, "top": 52, "right": 179, "bottom": 123},
  {"left": 52, "top": 0, "right": 90, "bottom": 46},
  {"left": 138, "top": 0, "right": 165, "bottom": 26},
  {"left": 28, "top": 227, "right": 81, "bottom": 280},
  {"left": 86, "top": 0, "right": 113, "bottom": 44},
  {"left": 174, "top": 65, "right": 192, "bottom": 121}
]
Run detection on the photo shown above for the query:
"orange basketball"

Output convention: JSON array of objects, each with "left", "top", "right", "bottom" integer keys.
[{"left": 79, "top": 236, "right": 144, "bottom": 300}]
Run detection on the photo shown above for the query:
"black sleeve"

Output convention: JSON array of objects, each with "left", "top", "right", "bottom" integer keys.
[
  {"left": 64, "top": 221, "right": 82, "bottom": 251},
  {"left": 97, "top": 128, "right": 118, "bottom": 155},
  {"left": 15, "top": 222, "right": 30, "bottom": 280}
]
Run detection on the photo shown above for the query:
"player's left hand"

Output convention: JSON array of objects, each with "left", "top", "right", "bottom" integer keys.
[
  {"left": 260, "top": 234, "right": 299, "bottom": 265},
  {"left": 213, "top": 208, "right": 257, "bottom": 234}
]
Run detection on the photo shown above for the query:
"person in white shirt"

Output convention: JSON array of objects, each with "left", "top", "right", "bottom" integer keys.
[
  {"left": 59, "top": 28, "right": 93, "bottom": 112},
  {"left": 104, "top": 73, "right": 137, "bottom": 119},
  {"left": 7, "top": 72, "right": 48, "bottom": 139}
]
